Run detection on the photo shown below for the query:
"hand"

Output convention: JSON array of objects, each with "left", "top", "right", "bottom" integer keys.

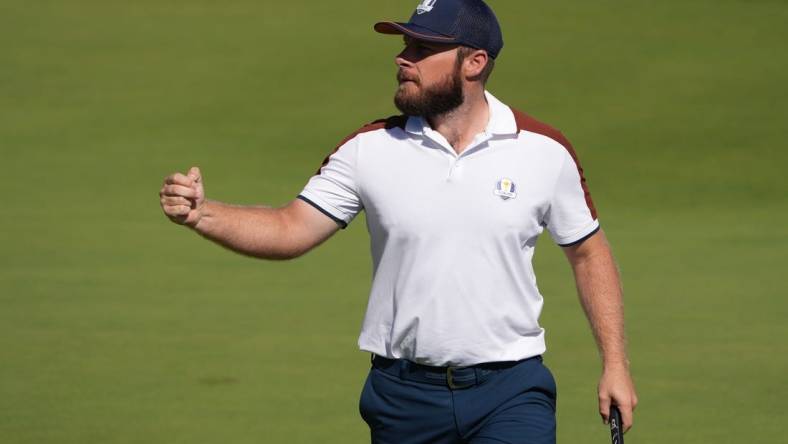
[
  {"left": 598, "top": 364, "right": 638, "bottom": 433},
  {"left": 159, "top": 166, "right": 205, "bottom": 227}
]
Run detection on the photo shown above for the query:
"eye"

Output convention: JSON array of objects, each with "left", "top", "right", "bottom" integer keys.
[
  {"left": 416, "top": 44, "right": 434, "bottom": 54},
  {"left": 402, "top": 39, "right": 433, "bottom": 53}
]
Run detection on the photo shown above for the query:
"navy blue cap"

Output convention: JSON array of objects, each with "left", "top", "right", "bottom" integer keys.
[{"left": 374, "top": 0, "right": 504, "bottom": 59}]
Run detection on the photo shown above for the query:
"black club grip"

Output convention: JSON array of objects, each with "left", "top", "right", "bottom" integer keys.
[{"left": 610, "top": 405, "right": 624, "bottom": 444}]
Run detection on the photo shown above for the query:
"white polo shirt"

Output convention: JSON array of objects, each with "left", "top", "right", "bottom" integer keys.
[{"left": 298, "top": 92, "right": 599, "bottom": 366}]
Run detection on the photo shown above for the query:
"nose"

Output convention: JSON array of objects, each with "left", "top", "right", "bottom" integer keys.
[
  {"left": 395, "top": 54, "right": 410, "bottom": 69},
  {"left": 395, "top": 46, "right": 416, "bottom": 67}
]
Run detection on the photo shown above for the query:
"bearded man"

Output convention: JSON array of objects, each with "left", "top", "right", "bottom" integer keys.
[{"left": 159, "top": 1, "right": 637, "bottom": 443}]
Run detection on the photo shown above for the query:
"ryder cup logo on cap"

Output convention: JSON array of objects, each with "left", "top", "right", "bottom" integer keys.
[
  {"left": 416, "top": 0, "right": 438, "bottom": 14},
  {"left": 494, "top": 178, "right": 517, "bottom": 200},
  {"left": 374, "top": 0, "right": 504, "bottom": 59}
]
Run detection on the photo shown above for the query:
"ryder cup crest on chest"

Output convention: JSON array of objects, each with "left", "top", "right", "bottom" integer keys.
[
  {"left": 416, "top": 0, "right": 438, "bottom": 14},
  {"left": 494, "top": 178, "right": 517, "bottom": 200}
]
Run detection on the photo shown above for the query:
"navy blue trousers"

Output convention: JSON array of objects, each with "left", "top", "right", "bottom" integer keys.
[{"left": 359, "top": 356, "right": 557, "bottom": 444}]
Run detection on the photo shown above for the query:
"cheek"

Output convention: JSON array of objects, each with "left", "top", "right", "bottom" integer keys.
[{"left": 419, "top": 59, "right": 455, "bottom": 85}]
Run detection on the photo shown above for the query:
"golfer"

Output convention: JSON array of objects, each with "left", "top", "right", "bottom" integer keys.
[{"left": 159, "top": 1, "right": 637, "bottom": 442}]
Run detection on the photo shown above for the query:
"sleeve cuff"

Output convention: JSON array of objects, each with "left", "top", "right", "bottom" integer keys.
[
  {"left": 554, "top": 220, "right": 600, "bottom": 247},
  {"left": 296, "top": 194, "right": 349, "bottom": 229}
]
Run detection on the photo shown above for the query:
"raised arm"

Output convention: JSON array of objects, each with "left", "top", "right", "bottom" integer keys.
[
  {"left": 159, "top": 167, "right": 341, "bottom": 260},
  {"left": 562, "top": 230, "right": 638, "bottom": 432}
]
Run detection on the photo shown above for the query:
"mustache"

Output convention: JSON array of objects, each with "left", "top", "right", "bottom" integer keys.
[{"left": 397, "top": 71, "right": 419, "bottom": 84}]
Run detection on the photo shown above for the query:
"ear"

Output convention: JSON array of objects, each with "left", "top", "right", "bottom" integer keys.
[{"left": 462, "top": 49, "right": 489, "bottom": 81}]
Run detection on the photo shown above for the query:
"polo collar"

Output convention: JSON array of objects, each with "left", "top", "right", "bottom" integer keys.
[{"left": 404, "top": 90, "right": 518, "bottom": 137}]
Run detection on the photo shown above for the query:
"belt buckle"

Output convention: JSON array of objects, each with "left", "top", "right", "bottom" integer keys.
[{"left": 446, "top": 366, "right": 461, "bottom": 389}]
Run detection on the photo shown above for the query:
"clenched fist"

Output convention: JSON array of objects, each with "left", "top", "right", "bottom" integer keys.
[{"left": 159, "top": 166, "right": 205, "bottom": 227}]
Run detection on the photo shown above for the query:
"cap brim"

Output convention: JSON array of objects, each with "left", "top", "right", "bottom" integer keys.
[{"left": 374, "top": 21, "right": 458, "bottom": 44}]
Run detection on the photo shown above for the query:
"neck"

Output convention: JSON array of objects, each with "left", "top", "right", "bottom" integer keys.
[{"left": 426, "top": 87, "right": 489, "bottom": 155}]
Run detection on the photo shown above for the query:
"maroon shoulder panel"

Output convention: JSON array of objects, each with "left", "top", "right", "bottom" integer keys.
[
  {"left": 510, "top": 107, "right": 597, "bottom": 219},
  {"left": 314, "top": 115, "right": 407, "bottom": 175}
]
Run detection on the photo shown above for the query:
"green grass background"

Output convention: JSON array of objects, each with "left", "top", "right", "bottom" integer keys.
[{"left": 1, "top": 0, "right": 786, "bottom": 442}]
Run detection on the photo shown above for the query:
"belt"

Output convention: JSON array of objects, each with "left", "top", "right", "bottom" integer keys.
[{"left": 371, "top": 354, "right": 540, "bottom": 390}]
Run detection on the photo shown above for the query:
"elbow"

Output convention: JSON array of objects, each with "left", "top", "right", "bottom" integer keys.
[
  {"left": 246, "top": 203, "right": 334, "bottom": 261},
  {"left": 249, "top": 231, "right": 319, "bottom": 261},
  {"left": 245, "top": 242, "right": 310, "bottom": 261},
  {"left": 260, "top": 245, "right": 312, "bottom": 261}
]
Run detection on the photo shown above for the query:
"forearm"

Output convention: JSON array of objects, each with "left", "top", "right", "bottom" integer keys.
[
  {"left": 192, "top": 200, "right": 305, "bottom": 260},
  {"left": 570, "top": 238, "right": 629, "bottom": 369},
  {"left": 564, "top": 231, "right": 638, "bottom": 429}
]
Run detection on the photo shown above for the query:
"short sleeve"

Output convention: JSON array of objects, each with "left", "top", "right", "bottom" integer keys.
[
  {"left": 297, "top": 137, "right": 363, "bottom": 228},
  {"left": 544, "top": 149, "right": 600, "bottom": 246}
]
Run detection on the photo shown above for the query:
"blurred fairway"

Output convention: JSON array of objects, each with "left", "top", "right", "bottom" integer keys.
[{"left": 1, "top": 0, "right": 787, "bottom": 442}]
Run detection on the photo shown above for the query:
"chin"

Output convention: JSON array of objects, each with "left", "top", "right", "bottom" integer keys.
[
  {"left": 395, "top": 89, "right": 415, "bottom": 103},
  {"left": 397, "top": 82, "right": 417, "bottom": 92}
]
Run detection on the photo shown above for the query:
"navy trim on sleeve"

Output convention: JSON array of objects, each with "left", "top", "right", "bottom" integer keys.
[
  {"left": 297, "top": 195, "right": 348, "bottom": 229},
  {"left": 557, "top": 225, "right": 600, "bottom": 247}
]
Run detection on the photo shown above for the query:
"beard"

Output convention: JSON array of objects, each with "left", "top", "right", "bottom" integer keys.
[{"left": 394, "top": 66, "right": 464, "bottom": 118}]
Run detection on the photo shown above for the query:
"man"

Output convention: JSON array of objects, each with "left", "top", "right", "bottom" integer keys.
[{"left": 159, "top": 0, "right": 637, "bottom": 442}]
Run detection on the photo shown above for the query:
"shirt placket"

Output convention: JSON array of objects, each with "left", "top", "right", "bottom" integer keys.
[{"left": 423, "top": 128, "right": 493, "bottom": 181}]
